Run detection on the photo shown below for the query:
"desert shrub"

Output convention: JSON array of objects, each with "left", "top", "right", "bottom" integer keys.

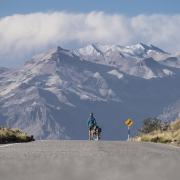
[
  {"left": 131, "top": 119, "right": 180, "bottom": 145},
  {"left": 141, "top": 136, "right": 149, "bottom": 142},
  {"left": 31, "top": 135, "right": 35, "bottom": 141},
  {"left": 0, "top": 126, "right": 35, "bottom": 143},
  {"left": 150, "top": 136, "right": 160, "bottom": 142},
  {"left": 169, "top": 120, "right": 180, "bottom": 131},
  {"left": 150, "top": 136, "right": 171, "bottom": 143},
  {"left": 135, "top": 117, "right": 169, "bottom": 136}
]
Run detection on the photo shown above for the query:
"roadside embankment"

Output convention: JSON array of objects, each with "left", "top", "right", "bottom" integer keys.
[
  {"left": 0, "top": 126, "right": 35, "bottom": 144},
  {"left": 130, "top": 119, "right": 180, "bottom": 147}
]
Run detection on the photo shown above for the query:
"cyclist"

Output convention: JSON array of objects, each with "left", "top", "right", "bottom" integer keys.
[{"left": 87, "top": 113, "right": 96, "bottom": 140}]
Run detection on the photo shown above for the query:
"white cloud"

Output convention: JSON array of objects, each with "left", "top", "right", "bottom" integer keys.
[{"left": 0, "top": 12, "right": 180, "bottom": 67}]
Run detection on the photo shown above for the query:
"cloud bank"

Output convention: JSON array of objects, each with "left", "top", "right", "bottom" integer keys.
[{"left": 0, "top": 11, "right": 180, "bottom": 67}]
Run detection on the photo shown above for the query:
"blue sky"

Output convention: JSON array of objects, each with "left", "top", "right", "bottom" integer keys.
[
  {"left": 1, "top": 0, "right": 180, "bottom": 17},
  {"left": 0, "top": 0, "right": 180, "bottom": 67}
]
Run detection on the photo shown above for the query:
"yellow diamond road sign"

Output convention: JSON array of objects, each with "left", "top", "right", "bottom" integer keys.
[{"left": 125, "top": 119, "right": 133, "bottom": 127}]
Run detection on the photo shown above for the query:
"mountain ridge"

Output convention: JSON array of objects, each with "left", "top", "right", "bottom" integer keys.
[{"left": 22, "top": 43, "right": 176, "bottom": 79}]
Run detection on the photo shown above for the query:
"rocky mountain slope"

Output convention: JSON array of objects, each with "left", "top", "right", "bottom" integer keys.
[{"left": 0, "top": 43, "right": 180, "bottom": 140}]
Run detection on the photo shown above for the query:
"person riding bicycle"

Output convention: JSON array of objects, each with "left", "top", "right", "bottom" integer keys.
[{"left": 87, "top": 113, "right": 96, "bottom": 140}]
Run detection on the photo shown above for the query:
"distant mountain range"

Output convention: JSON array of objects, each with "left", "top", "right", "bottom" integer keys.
[{"left": 0, "top": 43, "right": 180, "bottom": 140}]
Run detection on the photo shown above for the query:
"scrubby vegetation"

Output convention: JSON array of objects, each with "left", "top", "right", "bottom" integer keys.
[
  {"left": 0, "top": 126, "right": 35, "bottom": 144},
  {"left": 130, "top": 117, "right": 180, "bottom": 146}
]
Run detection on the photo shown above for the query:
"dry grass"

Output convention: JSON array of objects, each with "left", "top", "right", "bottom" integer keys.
[
  {"left": 0, "top": 126, "right": 35, "bottom": 143},
  {"left": 130, "top": 119, "right": 180, "bottom": 144}
]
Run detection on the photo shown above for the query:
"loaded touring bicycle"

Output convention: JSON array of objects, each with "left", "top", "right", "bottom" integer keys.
[{"left": 93, "top": 125, "right": 101, "bottom": 140}]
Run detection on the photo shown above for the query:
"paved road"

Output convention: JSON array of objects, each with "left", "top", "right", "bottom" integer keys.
[{"left": 0, "top": 140, "right": 180, "bottom": 180}]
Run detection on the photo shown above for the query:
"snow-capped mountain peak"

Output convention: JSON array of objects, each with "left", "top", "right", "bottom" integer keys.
[
  {"left": 23, "top": 43, "right": 174, "bottom": 79},
  {"left": 128, "top": 57, "right": 175, "bottom": 79},
  {"left": 159, "top": 51, "right": 180, "bottom": 68},
  {"left": 71, "top": 43, "right": 170, "bottom": 61},
  {"left": 71, "top": 44, "right": 103, "bottom": 56}
]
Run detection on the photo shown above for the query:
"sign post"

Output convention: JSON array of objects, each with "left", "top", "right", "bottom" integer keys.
[{"left": 125, "top": 119, "right": 133, "bottom": 141}]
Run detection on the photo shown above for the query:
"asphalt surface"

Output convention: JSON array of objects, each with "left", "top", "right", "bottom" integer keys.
[{"left": 0, "top": 140, "right": 180, "bottom": 180}]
